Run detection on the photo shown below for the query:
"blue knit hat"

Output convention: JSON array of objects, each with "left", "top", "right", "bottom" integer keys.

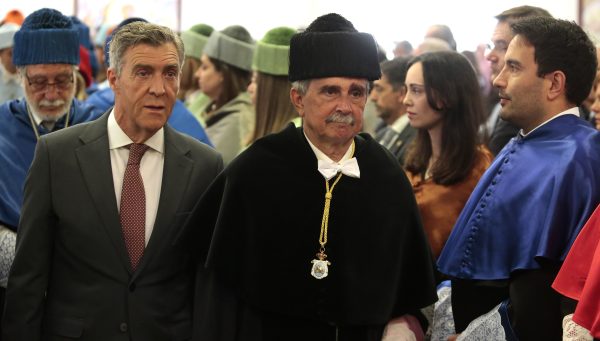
[{"left": 12, "top": 8, "right": 80, "bottom": 66}]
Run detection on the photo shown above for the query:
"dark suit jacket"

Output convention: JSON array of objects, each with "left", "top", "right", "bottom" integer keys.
[
  {"left": 487, "top": 116, "right": 519, "bottom": 156},
  {"left": 374, "top": 123, "right": 417, "bottom": 165},
  {"left": 2, "top": 113, "right": 223, "bottom": 341}
]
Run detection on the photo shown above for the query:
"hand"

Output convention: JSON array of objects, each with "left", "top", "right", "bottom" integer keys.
[
  {"left": 381, "top": 314, "right": 426, "bottom": 341},
  {"left": 447, "top": 334, "right": 460, "bottom": 341}
]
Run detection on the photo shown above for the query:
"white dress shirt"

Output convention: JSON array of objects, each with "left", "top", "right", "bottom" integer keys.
[
  {"left": 520, "top": 107, "right": 580, "bottom": 137},
  {"left": 304, "top": 132, "right": 360, "bottom": 180},
  {"left": 108, "top": 109, "right": 164, "bottom": 245},
  {"left": 304, "top": 132, "right": 355, "bottom": 165},
  {"left": 390, "top": 114, "right": 410, "bottom": 134}
]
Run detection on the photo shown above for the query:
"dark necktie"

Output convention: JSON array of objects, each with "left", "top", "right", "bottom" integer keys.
[
  {"left": 120, "top": 143, "right": 150, "bottom": 271},
  {"left": 41, "top": 120, "right": 55, "bottom": 132}
]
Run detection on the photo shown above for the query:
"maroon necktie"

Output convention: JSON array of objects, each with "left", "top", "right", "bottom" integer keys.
[{"left": 120, "top": 143, "right": 150, "bottom": 271}]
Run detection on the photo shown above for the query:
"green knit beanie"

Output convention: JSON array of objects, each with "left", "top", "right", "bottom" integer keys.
[
  {"left": 181, "top": 23, "right": 214, "bottom": 59},
  {"left": 252, "top": 26, "right": 296, "bottom": 76},
  {"left": 203, "top": 25, "right": 255, "bottom": 71},
  {"left": 190, "top": 23, "right": 214, "bottom": 37}
]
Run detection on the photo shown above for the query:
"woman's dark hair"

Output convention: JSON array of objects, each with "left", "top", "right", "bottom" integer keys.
[
  {"left": 210, "top": 58, "right": 252, "bottom": 108},
  {"left": 210, "top": 25, "right": 253, "bottom": 109},
  {"left": 404, "top": 51, "right": 485, "bottom": 185}
]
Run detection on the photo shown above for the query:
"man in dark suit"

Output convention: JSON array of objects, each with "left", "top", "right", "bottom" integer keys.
[
  {"left": 2, "top": 18, "right": 222, "bottom": 341},
  {"left": 370, "top": 57, "right": 416, "bottom": 165}
]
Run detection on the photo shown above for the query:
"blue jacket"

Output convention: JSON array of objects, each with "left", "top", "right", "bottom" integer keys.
[
  {"left": 0, "top": 99, "right": 100, "bottom": 230},
  {"left": 438, "top": 114, "right": 600, "bottom": 280}
]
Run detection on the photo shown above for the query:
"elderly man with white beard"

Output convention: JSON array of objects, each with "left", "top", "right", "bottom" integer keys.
[{"left": 0, "top": 8, "right": 101, "bottom": 296}]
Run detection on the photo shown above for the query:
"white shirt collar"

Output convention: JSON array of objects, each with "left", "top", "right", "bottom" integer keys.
[
  {"left": 519, "top": 107, "right": 580, "bottom": 137},
  {"left": 303, "top": 131, "right": 354, "bottom": 164},
  {"left": 107, "top": 108, "right": 164, "bottom": 153},
  {"left": 390, "top": 114, "right": 410, "bottom": 133}
]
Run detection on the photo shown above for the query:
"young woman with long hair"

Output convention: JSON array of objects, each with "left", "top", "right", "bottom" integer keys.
[{"left": 403, "top": 51, "right": 492, "bottom": 259}]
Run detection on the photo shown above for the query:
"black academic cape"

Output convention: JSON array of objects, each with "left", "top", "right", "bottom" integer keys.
[{"left": 190, "top": 124, "right": 437, "bottom": 340}]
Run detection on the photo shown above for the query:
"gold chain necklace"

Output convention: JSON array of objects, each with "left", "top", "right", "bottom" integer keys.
[
  {"left": 26, "top": 103, "right": 70, "bottom": 141},
  {"left": 310, "top": 141, "right": 355, "bottom": 280}
]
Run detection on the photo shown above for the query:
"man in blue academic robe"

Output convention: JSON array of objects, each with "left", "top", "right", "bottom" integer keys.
[
  {"left": 0, "top": 7, "right": 103, "bottom": 331},
  {"left": 436, "top": 17, "right": 600, "bottom": 341}
]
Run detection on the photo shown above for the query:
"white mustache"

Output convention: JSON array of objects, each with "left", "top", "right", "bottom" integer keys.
[
  {"left": 325, "top": 111, "right": 355, "bottom": 125},
  {"left": 38, "top": 99, "right": 66, "bottom": 107}
]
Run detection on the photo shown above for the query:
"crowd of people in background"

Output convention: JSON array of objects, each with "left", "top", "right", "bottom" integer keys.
[{"left": 0, "top": 4, "right": 599, "bottom": 341}]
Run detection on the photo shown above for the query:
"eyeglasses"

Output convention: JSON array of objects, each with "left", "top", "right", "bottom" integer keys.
[{"left": 25, "top": 73, "right": 74, "bottom": 92}]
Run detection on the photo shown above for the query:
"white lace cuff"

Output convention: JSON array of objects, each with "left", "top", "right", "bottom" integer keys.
[
  {"left": 563, "top": 313, "right": 592, "bottom": 341},
  {"left": 0, "top": 224, "right": 16, "bottom": 287},
  {"left": 430, "top": 281, "right": 456, "bottom": 341},
  {"left": 456, "top": 302, "right": 507, "bottom": 341}
]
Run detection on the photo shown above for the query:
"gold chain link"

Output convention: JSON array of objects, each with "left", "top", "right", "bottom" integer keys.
[{"left": 316, "top": 141, "right": 355, "bottom": 256}]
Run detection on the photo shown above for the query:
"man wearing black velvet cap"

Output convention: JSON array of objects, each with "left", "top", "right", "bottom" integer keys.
[{"left": 190, "top": 13, "right": 437, "bottom": 341}]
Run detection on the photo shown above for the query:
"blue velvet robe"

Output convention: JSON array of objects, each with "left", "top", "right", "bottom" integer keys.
[
  {"left": 0, "top": 99, "right": 100, "bottom": 230},
  {"left": 438, "top": 114, "right": 600, "bottom": 280}
]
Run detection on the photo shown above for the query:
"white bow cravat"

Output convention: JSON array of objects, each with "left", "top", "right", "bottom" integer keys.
[{"left": 318, "top": 157, "right": 360, "bottom": 180}]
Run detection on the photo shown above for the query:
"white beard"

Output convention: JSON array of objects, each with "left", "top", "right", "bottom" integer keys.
[{"left": 25, "top": 88, "right": 75, "bottom": 122}]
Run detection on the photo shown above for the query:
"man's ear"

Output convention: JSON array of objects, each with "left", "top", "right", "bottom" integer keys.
[
  {"left": 107, "top": 67, "right": 119, "bottom": 92},
  {"left": 545, "top": 70, "right": 566, "bottom": 101},
  {"left": 397, "top": 85, "right": 407, "bottom": 104},
  {"left": 290, "top": 87, "right": 305, "bottom": 117}
]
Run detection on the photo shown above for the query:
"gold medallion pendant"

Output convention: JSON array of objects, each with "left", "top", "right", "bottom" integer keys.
[
  {"left": 310, "top": 141, "right": 356, "bottom": 280},
  {"left": 311, "top": 251, "right": 330, "bottom": 279}
]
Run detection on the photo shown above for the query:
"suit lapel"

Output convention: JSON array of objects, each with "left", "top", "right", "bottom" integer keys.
[
  {"left": 398, "top": 125, "right": 416, "bottom": 141},
  {"left": 133, "top": 127, "right": 194, "bottom": 276},
  {"left": 75, "top": 113, "right": 132, "bottom": 273},
  {"left": 393, "top": 125, "right": 416, "bottom": 150}
]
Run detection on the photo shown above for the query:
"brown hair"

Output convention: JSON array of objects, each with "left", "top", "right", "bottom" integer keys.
[
  {"left": 495, "top": 5, "right": 552, "bottom": 23},
  {"left": 210, "top": 57, "right": 251, "bottom": 109},
  {"left": 404, "top": 51, "right": 485, "bottom": 185},
  {"left": 249, "top": 73, "right": 297, "bottom": 143},
  {"left": 178, "top": 56, "right": 201, "bottom": 100},
  {"left": 74, "top": 72, "right": 88, "bottom": 101}
]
